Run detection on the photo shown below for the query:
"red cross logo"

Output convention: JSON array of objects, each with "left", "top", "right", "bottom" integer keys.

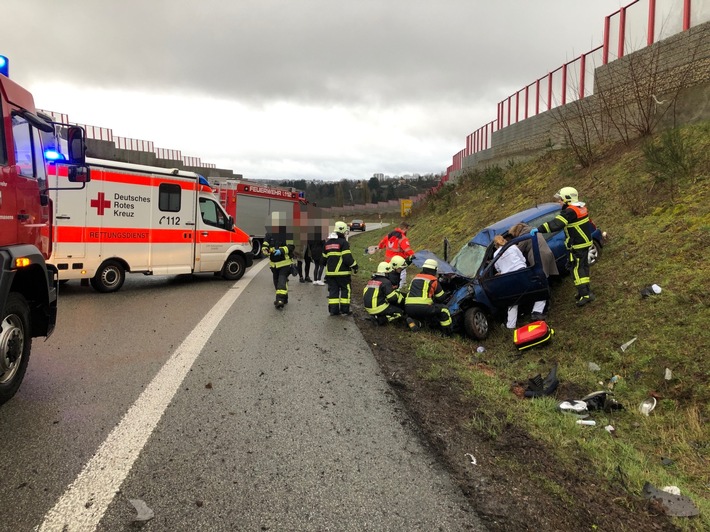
[{"left": 90, "top": 192, "right": 111, "bottom": 215}]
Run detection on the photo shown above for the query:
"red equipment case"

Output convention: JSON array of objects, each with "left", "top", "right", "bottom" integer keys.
[{"left": 514, "top": 321, "right": 554, "bottom": 350}]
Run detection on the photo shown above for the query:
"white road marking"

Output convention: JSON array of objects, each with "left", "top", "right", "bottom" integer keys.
[{"left": 39, "top": 260, "right": 269, "bottom": 532}]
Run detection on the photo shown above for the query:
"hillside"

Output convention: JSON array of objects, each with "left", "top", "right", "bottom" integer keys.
[{"left": 348, "top": 121, "right": 709, "bottom": 531}]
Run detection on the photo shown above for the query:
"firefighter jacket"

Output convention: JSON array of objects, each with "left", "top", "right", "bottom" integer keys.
[
  {"left": 324, "top": 236, "right": 357, "bottom": 276},
  {"left": 539, "top": 203, "right": 593, "bottom": 251},
  {"left": 378, "top": 229, "right": 415, "bottom": 261},
  {"left": 262, "top": 238, "right": 295, "bottom": 269},
  {"left": 405, "top": 273, "right": 447, "bottom": 306},
  {"left": 363, "top": 274, "right": 404, "bottom": 315}
]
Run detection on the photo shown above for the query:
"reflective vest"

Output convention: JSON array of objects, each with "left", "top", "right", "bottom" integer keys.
[
  {"left": 541, "top": 203, "right": 593, "bottom": 250},
  {"left": 262, "top": 240, "right": 294, "bottom": 268},
  {"left": 363, "top": 275, "right": 404, "bottom": 314},
  {"left": 378, "top": 230, "right": 414, "bottom": 260},
  {"left": 405, "top": 273, "right": 445, "bottom": 306},
  {"left": 324, "top": 237, "right": 357, "bottom": 276}
]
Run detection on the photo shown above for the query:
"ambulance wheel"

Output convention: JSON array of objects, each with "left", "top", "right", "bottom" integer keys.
[
  {"left": 90, "top": 260, "right": 126, "bottom": 293},
  {"left": 463, "top": 307, "right": 489, "bottom": 340},
  {"left": 222, "top": 254, "right": 246, "bottom": 281},
  {"left": 0, "top": 293, "right": 32, "bottom": 405},
  {"left": 252, "top": 239, "right": 264, "bottom": 259}
]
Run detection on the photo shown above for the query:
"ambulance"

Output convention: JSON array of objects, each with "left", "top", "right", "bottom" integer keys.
[{"left": 47, "top": 158, "right": 253, "bottom": 292}]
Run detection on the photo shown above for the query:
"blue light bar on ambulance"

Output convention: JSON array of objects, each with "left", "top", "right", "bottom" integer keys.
[
  {"left": 0, "top": 55, "right": 8, "bottom": 77},
  {"left": 44, "top": 149, "right": 66, "bottom": 161}
]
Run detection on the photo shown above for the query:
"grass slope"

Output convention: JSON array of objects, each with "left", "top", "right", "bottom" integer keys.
[{"left": 350, "top": 121, "right": 710, "bottom": 530}]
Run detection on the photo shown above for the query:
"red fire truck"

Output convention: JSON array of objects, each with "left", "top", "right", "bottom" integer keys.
[
  {"left": 0, "top": 61, "right": 87, "bottom": 404},
  {"left": 212, "top": 179, "right": 317, "bottom": 257}
]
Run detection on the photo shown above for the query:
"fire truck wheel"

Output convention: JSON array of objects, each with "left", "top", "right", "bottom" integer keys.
[
  {"left": 90, "top": 260, "right": 126, "bottom": 293},
  {"left": 463, "top": 307, "right": 489, "bottom": 340},
  {"left": 0, "top": 293, "right": 32, "bottom": 405},
  {"left": 222, "top": 254, "right": 246, "bottom": 281}
]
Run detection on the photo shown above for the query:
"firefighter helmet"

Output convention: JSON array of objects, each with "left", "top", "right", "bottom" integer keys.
[
  {"left": 334, "top": 221, "right": 348, "bottom": 234},
  {"left": 377, "top": 261, "right": 392, "bottom": 274},
  {"left": 389, "top": 256, "right": 406, "bottom": 270},
  {"left": 554, "top": 186, "right": 578, "bottom": 204},
  {"left": 423, "top": 258, "right": 438, "bottom": 271}
]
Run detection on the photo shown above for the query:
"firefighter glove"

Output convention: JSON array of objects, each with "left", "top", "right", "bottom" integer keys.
[
  {"left": 530, "top": 228, "right": 539, "bottom": 236},
  {"left": 272, "top": 249, "right": 282, "bottom": 258}
]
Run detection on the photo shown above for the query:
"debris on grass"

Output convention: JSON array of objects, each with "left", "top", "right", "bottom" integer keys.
[
  {"left": 640, "top": 284, "right": 662, "bottom": 298},
  {"left": 587, "top": 361, "right": 601, "bottom": 372},
  {"left": 639, "top": 397, "right": 657, "bottom": 416},
  {"left": 643, "top": 482, "right": 699, "bottom": 517},
  {"left": 620, "top": 337, "right": 637, "bottom": 352},
  {"left": 664, "top": 368, "right": 672, "bottom": 380}
]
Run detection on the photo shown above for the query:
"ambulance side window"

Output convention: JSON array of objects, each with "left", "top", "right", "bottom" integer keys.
[
  {"left": 159, "top": 183, "right": 181, "bottom": 212},
  {"left": 199, "top": 198, "right": 228, "bottom": 230}
]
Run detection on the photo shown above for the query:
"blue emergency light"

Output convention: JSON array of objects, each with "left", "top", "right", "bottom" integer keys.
[
  {"left": 44, "top": 149, "right": 66, "bottom": 161},
  {"left": 0, "top": 55, "right": 9, "bottom": 77}
]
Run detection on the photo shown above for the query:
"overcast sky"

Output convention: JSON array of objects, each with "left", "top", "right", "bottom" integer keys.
[{"left": 6, "top": 0, "right": 623, "bottom": 181}]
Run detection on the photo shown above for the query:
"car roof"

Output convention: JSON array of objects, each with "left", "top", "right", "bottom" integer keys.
[{"left": 470, "top": 203, "right": 559, "bottom": 246}]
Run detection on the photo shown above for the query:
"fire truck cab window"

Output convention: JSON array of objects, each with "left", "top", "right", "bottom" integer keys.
[
  {"left": 199, "top": 198, "right": 229, "bottom": 230},
  {"left": 11, "top": 115, "right": 36, "bottom": 178},
  {"left": 159, "top": 183, "right": 181, "bottom": 212}
]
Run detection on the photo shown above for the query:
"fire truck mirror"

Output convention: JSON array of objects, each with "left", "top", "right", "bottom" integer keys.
[
  {"left": 68, "top": 165, "right": 91, "bottom": 183},
  {"left": 66, "top": 126, "right": 87, "bottom": 165}
]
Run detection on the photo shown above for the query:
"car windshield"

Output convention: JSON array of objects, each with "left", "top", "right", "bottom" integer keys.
[{"left": 450, "top": 242, "right": 488, "bottom": 278}]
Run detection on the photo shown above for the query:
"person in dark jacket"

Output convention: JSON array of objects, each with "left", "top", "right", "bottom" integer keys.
[
  {"left": 310, "top": 233, "right": 326, "bottom": 285},
  {"left": 404, "top": 259, "right": 452, "bottom": 335},
  {"left": 509, "top": 222, "right": 559, "bottom": 320},
  {"left": 363, "top": 262, "right": 405, "bottom": 325},
  {"left": 262, "top": 223, "right": 295, "bottom": 310},
  {"left": 532, "top": 186, "right": 595, "bottom": 306},
  {"left": 324, "top": 221, "right": 358, "bottom": 315}
]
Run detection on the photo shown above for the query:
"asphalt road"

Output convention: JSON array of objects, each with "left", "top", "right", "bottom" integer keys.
[{"left": 0, "top": 262, "right": 485, "bottom": 531}]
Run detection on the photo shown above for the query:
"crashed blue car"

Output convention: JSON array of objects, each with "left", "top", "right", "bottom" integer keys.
[{"left": 413, "top": 203, "right": 605, "bottom": 340}]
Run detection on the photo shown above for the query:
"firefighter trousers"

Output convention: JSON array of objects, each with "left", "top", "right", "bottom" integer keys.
[
  {"left": 326, "top": 275, "right": 351, "bottom": 315},
  {"left": 568, "top": 248, "right": 591, "bottom": 298},
  {"left": 405, "top": 303, "right": 452, "bottom": 331},
  {"left": 271, "top": 265, "right": 291, "bottom": 304}
]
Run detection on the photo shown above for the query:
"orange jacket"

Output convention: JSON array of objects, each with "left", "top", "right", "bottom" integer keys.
[{"left": 378, "top": 229, "right": 414, "bottom": 260}]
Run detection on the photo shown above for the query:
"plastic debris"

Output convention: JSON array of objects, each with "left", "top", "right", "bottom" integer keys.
[
  {"left": 643, "top": 482, "right": 699, "bottom": 517},
  {"left": 129, "top": 499, "right": 155, "bottom": 522},
  {"left": 607, "top": 375, "right": 621, "bottom": 389},
  {"left": 364, "top": 245, "right": 378, "bottom": 255},
  {"left": 558, "top": 400, "right": 589, "bottom": 417},
  {"left": 664, "top": 368, "right": 672, "bottom": 380},
  {"left": 581, "top": 390, "right": 623, "bottom": 412},
  {"left": 476, "top": 346, "right": 486, "bottom": 353},
  {"left": 523, "top": 364, "right": 558, "bottom": 398},
  {"left": 576, "top": 419, "right": 596, "bottom": 426},
  {"left": 662, "top": 486, "right": 681, "bottom": 496},
  {"left": 464, "top": 453, "right": 477, "bottom": 465},
  {"left": 640, "top": 284, "right": 662, "bottom": 298},
  {"left": 620, "top": 337, "right": 637, "bottom": 352},
  {"left": 639, "top": 397, "right": 657, "bottom": 416},
  {"left": 604, "top": 425, "right": 616, "bottom": 436},
  {"left": 587, "top": 362, "right": 601, "bottom": 372}
]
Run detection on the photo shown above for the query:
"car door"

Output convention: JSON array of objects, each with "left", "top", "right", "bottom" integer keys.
[
  {"left": 196, "top": 195, "right": 232, "bottom": 272},
  {"left": 478, "top": 234, "right": 549, "bottom": 309}
]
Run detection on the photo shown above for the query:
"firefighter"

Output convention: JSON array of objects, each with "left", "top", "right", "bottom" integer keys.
[
  {"left": 531, "top": 186, "right": 595, "bottom": 306},
  {"left": 387, "top": 255, "right": 408, "bottom": 291},
  {"left": 262, "top": 223, "right": 295, "bottom": 310},
  {"left": 363, "top": 261, "right": 405, "bottom": 325},
  {"left": 324, "top": 221, "right": 358, "bottom": 316},
  {"left": 378, "top": 222, "right": 416, "bottom": 288},
  {"left": 404, "top": 258, "right": 452, "bottom": 335}
]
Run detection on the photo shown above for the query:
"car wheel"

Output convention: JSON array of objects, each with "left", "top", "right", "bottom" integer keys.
[
  {"left": 588, "top": 240, "right": 602, "bottom": 266},
  {"left": 90, "top": 260, "right": 126, "bottom": 293},
  {"left": 464, "top": 307, "right": 489, "bottom": 340},
  {"left": 222, "top": 254, "right": 246, "bottom": 281}
]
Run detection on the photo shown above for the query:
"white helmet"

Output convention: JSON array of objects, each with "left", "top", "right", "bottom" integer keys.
[
  {"left": 334, "top": 221, "right": 348, "bottom": 234},
  {"left": 377, "top": 261, "right": 392, "bottom": 274},
  {"left": 423, "top": 258, "right": 438, "bottom": 271},
  {"left": 389, "top": 256, "right": 406, "bottom": 270},
  {"left": 554, "top": 186, "right": 578, "bottom": 204}
]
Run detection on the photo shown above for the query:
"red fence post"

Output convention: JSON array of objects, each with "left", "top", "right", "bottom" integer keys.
[
  {"left": 524, "top": 85, "right": 529, "bottom": 119},
  {"left": 579, "top": 53, "right": 586, "bottom": 99},
  {"left": 683, "top": 0, "right": 691, "bottom": 30},
  {"left": 547, "top": 72, "right": 553, "bottom": 110},
  {"left": 603, "top": 15, "right": 611, "bottom": 64},
  {"left": 535, "top": 78, "right": 540, "bottom": 115},
  {"left": 562, "top": 63, "right": 568, "bottom": 105},
  {"left": 618, "top": 7, "right": 626, "bottom": 59},
  {"left": 648, "top": 0, "right": 656, "bottom": 45},
  {"left": 507, "top": 97, "right": 511, "bottom": 127}
]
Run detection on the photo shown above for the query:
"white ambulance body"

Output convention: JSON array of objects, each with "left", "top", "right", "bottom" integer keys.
[{"left": 47, "top": 157, "right": 254, "bottom": 292}]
